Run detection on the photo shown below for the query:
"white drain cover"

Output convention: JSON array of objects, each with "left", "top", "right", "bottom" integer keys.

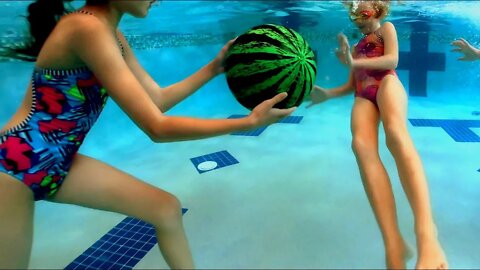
[{"left": 197, "top": 161, "right": 218, "bottom": 171}]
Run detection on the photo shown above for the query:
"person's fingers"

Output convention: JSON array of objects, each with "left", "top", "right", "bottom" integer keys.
[
  {"left": 459, "top": 38, "right": 469, "bottom": 45},
  {"left": 270, "top": 92, "right": 288, "bottom": 105},
  {"left": 274, "top": 106, "right": 297, "bottom": 117}
]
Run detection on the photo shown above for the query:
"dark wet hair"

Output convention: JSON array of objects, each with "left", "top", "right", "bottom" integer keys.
[{"left": 1, "top": 0, "right": 108, "bottom": 61}]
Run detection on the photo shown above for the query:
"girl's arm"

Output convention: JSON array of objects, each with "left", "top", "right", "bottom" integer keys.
[
  {"left": 307, "top": 71, "right": 355, "bottom": 108},
  {"left": 324, "top": 71, "right": 356, "bottom": 98},
  {"left": 71, "top": 16, "right": 294, "bottom": 143},
  {"left": 117, "top": 31, "right": 231, "bottom": 113}
]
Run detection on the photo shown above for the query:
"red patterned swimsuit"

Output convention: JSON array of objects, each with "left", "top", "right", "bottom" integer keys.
[{"left": 353, "top": 30, "right": 397, "bottom": 107}]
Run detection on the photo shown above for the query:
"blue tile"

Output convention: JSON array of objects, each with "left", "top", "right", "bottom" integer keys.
[
  {"left": 125, "top": 258, "right": 142, "bottom": 268},
  {"left": 409, "top": 119, "right": 480, "bottom": 142},
  {"left": 133, "top": 240, "right": 149, "bottom": 250},
  {"left": 147, "top": 236, "right": 157, "bottom": 244},
  {"left": 93, "top": 240, "right": 106, "bottom": 248},
  {"left": 90, "top": 259, "right": 106, "bottom": 268},
  {"left": 76, "top": 255, "right": 96, "bottom": 266},
  {"left": 116, "top": 256, "right": 131, "bottom": 265},
  {"left": 115, "top": 237, "right": 128, "bottom": 246},
  {"left": 122, "top": 231, "right": 136, "bottom": 239},
  {"left": 228, "top": 115, "right": 303, "bottom": 136},
  {"left": 227, "top": 114, "right": 246, "bottom": 120},
  {"left": 64, "top": 262, "right": 81, "bottom": 270},
  {"left": 398, "top": 21, "right": 445, "bottom": 97},
  {"left": 130, "top": 254, "right": 147, "bottom": 264},
  {"left": 97, "top": 260, "right": 124, "bottom": 270},
  {"left": 106, "top": 234, "right": 121, "bottom": 242},
  {"left": 108, "top": 253, "right": 122, "bottom": 262},
  {"left": 136, "top": 226, "right": 149, "bottom": 234},
  {"left": 116, "top": 246, "right": 130, "bottom": 254},
  {"left": 278, "top": 116, "right": 303, "bottom": 124},
  {"left": 125, "top": 248, "right": 139, "bottom": 258},
  {"left": 231, "top": 127, "right": 268, "bottom": 136},
  {"left": 140, "top": 234, "right": 153, "bottom": 242},
  {"left": 108, "top": 227, "right": 121, "bottom": 234},
  {"left": 190, "top": 150, "right": 239, "bottom": 174},
  {"left": 97, "top": 251, "right": 115, "bottom": 263},
  {"left": 229, "top": 114, "right": 303, "bottom": 125},
  {"left": 108, "top": 244, "right": 123, "bottom": 253},
  {"left": 90, "top": 249, "right": 106, "bottom": 258},
  {"left": 65, "top": 210, "right": 188, "bottom": 270},
  {"left": 228, "top": 115, "right": 266, "bottom": 136}
]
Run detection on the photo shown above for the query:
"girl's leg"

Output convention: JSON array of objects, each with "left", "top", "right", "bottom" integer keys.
[
  {"left": 0, "top": 174, "right": 34, "bottom": 268},
  {"left": 48, "top": 154, "right": 194, "bottom": 269},
  {"left": 377, "top": 75, "right": 447, "bottom": 270},
  {"left": 351, "top": 97, "right": 412, "bottom": 269}
]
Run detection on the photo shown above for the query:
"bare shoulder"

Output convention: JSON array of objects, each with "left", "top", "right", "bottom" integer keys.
[
  {"left": 57, "top": 13, "right": 112, "bottom": 38},
  {"left": 36, "top": 13, "right": 114, "bottom": 68},
  {"left": 48, "top": 12, "right": 116, "bottom": 52},
  {"left": 379, "top": 21, "right": 397, "bottom": 34}
]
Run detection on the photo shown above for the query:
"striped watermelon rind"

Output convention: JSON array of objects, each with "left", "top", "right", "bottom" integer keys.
[{"left": 225, "top": 24, "right": 317, "bottom": 110}]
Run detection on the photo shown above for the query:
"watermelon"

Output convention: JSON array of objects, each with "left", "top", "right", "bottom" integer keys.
[{"left": 224, "top": 24, "right": 317, "bottom": 110}]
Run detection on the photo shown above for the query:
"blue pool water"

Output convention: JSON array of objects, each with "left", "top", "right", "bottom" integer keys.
[{"left": 0, "top": 1, "right": 479, "bottom": 269}]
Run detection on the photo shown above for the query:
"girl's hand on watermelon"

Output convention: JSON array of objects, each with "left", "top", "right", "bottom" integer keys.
[
  {"left": 249, "top": 92, "right": 297, "bottom": 127},
  {"left": 212, "top": 38, "right": 237, "bottom": 75},
  {"left": 306, "top": 86, "right": 329, "bottom": 108}
]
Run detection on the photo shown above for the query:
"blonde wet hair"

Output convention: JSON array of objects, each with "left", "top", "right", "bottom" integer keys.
[{"left": 343, "top": 0, "right": 392, "bottom": 19}]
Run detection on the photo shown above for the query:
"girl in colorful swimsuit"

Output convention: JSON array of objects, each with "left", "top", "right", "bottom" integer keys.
[
  {"left": 0, "top": 0, "right": 295, "bottom": 268},
  {"left": 308, "top": 1, "right": 448, "bottom": 269}
]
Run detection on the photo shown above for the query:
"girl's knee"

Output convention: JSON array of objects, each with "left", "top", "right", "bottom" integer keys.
[
  {"left": 150, "top": 191, "right": 183, "bottom": 227},
  {"left": 384, "top": 124, "right": 408, "bottom": 150},
  {"left": 351, "top": 135, "right": 377, "bottom": 156}
]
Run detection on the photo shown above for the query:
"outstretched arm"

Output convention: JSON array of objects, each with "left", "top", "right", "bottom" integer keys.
[
  {"left": 307, "top": 71, "right": 355, "bottom": 108},
  {"left": 117, "top": 32, "right": 232, "bottom": 113},
  {"left": 324, "top": 71, "right": 356, "bottom": 98},
  {"left": 72, "top": 17, "right": 294, "bottom": 143}
]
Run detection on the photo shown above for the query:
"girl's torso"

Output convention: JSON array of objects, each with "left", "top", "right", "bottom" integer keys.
[
  {"left": 1, "top": 10, "right": 122, "bottom": 134},
  {"left": 352, "top": 25, "right": 397, "bottom": 105},
  {"left": 0, "top": 11, "right": 118, "bottom": 200}
]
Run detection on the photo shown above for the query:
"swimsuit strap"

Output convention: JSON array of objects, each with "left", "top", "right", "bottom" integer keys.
[
  {"left": 372, "top": 31, "right": 384, "bottom": 43},
  {"left": 366, "top": 27, "right": 384, "bottom": 43},
  {"left": 73, "top": 9, "right": 94, "bottom": 16}
]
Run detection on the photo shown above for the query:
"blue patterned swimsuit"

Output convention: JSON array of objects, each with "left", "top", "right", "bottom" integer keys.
[{"left": 0, "top": 66, "right": 109, "bottom": 200}]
